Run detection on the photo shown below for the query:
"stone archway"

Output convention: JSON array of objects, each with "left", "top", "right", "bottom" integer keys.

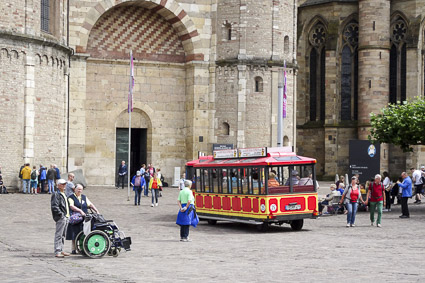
[{"left": 76, "top": 0, "right": 203, "bottom": 62}]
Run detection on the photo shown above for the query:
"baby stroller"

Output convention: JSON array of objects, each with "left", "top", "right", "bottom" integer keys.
[{"left": 75, "top": 212, "right": 131, "bottom": 258}]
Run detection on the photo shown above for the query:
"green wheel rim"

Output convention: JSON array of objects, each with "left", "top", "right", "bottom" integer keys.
[
  {"left": 77, "top": 234, "right": 85, "bottom": 251},
  {"left": 86, "top": 234, "right": 107, "bottom": 255}
]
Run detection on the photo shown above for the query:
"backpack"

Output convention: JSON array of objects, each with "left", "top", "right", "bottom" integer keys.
[
  {"left": 134, "top": 176, "right": 141, "bottom": 186},
  {"left": 370, "top": 183, "right": 384, "bottom": 201},
  {"left": 31, "top": 170, "right": 37, "bottom": 180},
  {"left": 19, "top": 166, "right": 24, "bottom": 179}
]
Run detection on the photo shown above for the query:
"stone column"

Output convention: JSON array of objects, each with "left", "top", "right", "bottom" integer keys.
[
  {"left": 23, "top": 53, "right": 35, "bottom": 163},
  {"left": 236, "top": 64, "right": 247, "bottom": 148},
  {"left": 67, "top": 54, "right": 89, "bottom": 171},
  {"left": 358, "top": 0, "right": 390, "bottom": 172},
  {"left": 185, "top": 62, "right": 211, "bottom": 160}
]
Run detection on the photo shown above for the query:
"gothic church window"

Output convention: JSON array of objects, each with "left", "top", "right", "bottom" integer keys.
[
  {"left": 340, "top": 21, "right": 359, "bottom": 121},
  {"left": 308, "top": 23, "right": 327, "bottom": 122},
  {"left": 41, "top": 0, "right": 50, "bottom": 32},
  {"left": 40, "top": 0, "right": 60, "bottom": 37},
  {"left": 390, "top": 18, "right": 407, "bottom": 104},
  {"left": 255, "top": 76, "right": 263, "bottom": 92}
]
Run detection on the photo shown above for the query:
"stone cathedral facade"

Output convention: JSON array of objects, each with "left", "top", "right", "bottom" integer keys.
[
  {"left": 0, "top": 0, "right": 297, "bottom": 187},
  {"left": 297, "top": 0, "right": 425, "bottom": 178}
]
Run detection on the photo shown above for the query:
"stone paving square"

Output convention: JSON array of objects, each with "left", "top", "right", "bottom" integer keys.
[{"left": 1, "top": 185, "right": 424, "bottom": 282}]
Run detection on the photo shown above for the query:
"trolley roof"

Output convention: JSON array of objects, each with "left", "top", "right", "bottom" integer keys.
[{"left": 187, "top": 147, "right": 316, "bottom": 168}]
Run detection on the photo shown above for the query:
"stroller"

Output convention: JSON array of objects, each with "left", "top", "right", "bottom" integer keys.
[{"left": 75, "top": 212, "right": 131, "bottom": 258}]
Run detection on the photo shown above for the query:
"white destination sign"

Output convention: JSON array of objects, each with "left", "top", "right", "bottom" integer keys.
[
  {"left": 238, "top": 147, "right": 267, "bottom": 158},
  {"left": 213, "top": 149, "right": 238, "bottom": 159}
]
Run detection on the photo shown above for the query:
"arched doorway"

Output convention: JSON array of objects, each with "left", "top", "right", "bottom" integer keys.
[{"left": 115, "top": 109, "right": 152, "bottom": 182}]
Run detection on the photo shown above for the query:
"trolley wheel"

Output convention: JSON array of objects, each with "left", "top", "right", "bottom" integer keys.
[
  {"left": 112, "top": 247, "right": 121, "bottom": 257},
  {"left": 207, "top": 220, "right": 217, "bottom": 225},
  {"left": 83, "top": 230, "right": 111, "bottom": 258},
  {"left": 290, "top": 219, "right": 304, "bottom": 231},
  {"left": 256, "top": 222, "right": 269, "bottom": 232},
  {"left": 75, "top": 231, "right": 87, "bottom": 256}
]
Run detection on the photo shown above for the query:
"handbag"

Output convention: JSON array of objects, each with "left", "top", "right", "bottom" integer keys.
[{"left": 69, "top": 212, "right": 83, "bottom": 225}]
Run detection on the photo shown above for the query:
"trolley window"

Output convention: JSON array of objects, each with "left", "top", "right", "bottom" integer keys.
[{"left": 267, "top": 164, "right": 316, "bottom": 194}]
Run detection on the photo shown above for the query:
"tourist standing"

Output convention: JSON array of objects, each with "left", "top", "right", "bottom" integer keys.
[
  {"left": 382, "top": 171, "right": 392, "bottom": 211},
  {"left": 179, "top": 173, "right": 186, "bottom": 190},
  {"left": 39, "top": 165, "right": 47, "bottom": 193},
  {"left": 411, "top": 167, "right": 423, "bottom": 204},
  {"left": 176, "top": 180, "right": 198, "bottom": 242},
  {"left": 51, "top": 179, "right": 70, "bottom": 258},
  {"left": 340, "top": 176, "right": 365, "bottom": 227},
  {"left": 20, "top": 163, "right": 31, "bottom": 194},
  {"left": 30, "top": 166, "right": 39, "bottom": 194},
  {"left": 143, "top": 165, "right": 151, "bottom": 197},
  {"left": 47, "top": 165, "right": 57, "bottom": 194},
  {"left": 131, "top": 171, "right": 146, "bottom": 206},
  {"left": 65, "top": 173, "right": 75, "bottom": 197},
  {"left": 398, "top": 172, "right": 412, "bottom": 218},
  {"left": 149, "top": 172, "right": 162, "bottom": 207},
  {"left": 365, "top": 174, "right": 386, "bottom": 227},
  {"left": 116, "top": 161, "right": 127, "bottom": 190}
]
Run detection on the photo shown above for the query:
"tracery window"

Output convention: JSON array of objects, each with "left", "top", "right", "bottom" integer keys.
[
  {"left": 308, "top": 23, "right": 327, "bottom": 121},
  {"left": 340, "top": 21, "right": 359, "bottom": 121},
  {"left": 390, "top": 18, "right": 407, "bottom": 104}
]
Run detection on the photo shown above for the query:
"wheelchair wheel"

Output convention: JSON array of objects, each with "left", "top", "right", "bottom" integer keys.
[
  {"left": 83, "top": 230, "right": 111, "bottom": 258},
  {"left": 75, "top": 231, "right": 88, "bottom": 256}
]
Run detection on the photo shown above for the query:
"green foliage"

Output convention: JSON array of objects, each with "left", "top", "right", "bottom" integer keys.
[{"left": 369, "top": 98, "right": 425, "bottom": 152}]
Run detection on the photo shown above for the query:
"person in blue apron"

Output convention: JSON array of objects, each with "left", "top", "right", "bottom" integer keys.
[{"left": 176, "top": 180, "right": 198, "bottom": 242}]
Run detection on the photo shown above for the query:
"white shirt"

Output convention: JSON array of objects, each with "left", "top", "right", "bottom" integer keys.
[
  {"left": 179, "top": 178, "right": 185, "bottom": 190},
  {"left": 412, "top": 170, "right": 423, "bottom": 185},
  {"left": 383, "top": 177, "right": 390, "bottom": 188}
]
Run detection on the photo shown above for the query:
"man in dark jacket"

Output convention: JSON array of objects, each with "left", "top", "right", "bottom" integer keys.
[
  {"left": 51, "top": 179, "right": 70, "bottom": 258},
  {"left": 117, "top": 160, "right": 127, "bottom": 190},
  {"left": 47, "top": 165, "right": 56, "bottom": 194}
]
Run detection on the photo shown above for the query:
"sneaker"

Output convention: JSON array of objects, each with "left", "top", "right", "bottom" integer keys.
[
  {"left": 151, "top": 204, "right": 154, "bottom": 207},
  {"left": 382, "top": 209, "right": 388, "bottom": 212},
  {"left": 346, "top": 223, "right": 350, "bottom": 228},
  {"left": 71, "top": 250, "right": 77, "bottom": 255},
  {"left": 182, "top": 238, "right": 192, "bottom": 242},
  {"left": 350, "top": 224, "right": 355, "bottom": 227},
  {"left": 377, "top": 224, "right": 382, "bottom": 228},
  {"left": 155, "top": 203, "right": 158, "bottom": 206},
  {"left": 55, "top": 253, "right": 64, "bottom": 258},
  {"left": 399, "top": 215, "right": 409, "bottom": 218}
]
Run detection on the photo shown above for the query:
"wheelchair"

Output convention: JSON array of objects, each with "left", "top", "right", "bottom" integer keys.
[{"left": 75, "top": 213, "right": 131, "bottom": 258}]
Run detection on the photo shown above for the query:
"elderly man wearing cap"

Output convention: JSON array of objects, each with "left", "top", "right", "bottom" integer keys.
[
  {"left": 51, "top": 179, "right": 70, "bottom": 258},
  {"left": 131, "top": 171, "right": 146, "bottom": 206}
]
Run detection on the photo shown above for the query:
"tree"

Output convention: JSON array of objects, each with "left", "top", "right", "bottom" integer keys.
[{"left": 369, "top": 98, "right": 425, "bottom": 152}]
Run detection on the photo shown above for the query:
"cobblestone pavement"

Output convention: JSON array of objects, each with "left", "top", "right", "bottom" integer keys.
[{"left": 1, "top": 185, "right": 424, "bottom": 282}]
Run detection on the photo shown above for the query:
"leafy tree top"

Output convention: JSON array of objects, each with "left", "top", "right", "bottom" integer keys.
[{"left": 369, "top": 98, "right": 425, "bottom": 152}]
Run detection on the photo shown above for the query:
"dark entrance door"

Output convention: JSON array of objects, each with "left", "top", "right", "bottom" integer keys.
[{"left": 115, "top": 128, "right": 147, "bottom": 185}]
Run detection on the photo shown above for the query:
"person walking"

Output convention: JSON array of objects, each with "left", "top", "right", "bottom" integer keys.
[
  {"left": 179, "top": 173, "right": 186, "bottom": 191},
  {"left": 47, "top": 165, "right": 57, "bottom": 194},
  {"left": 398, "top": 172, "right": 412, "bottom": 218},
  {"left": 143, "top": 165, "right": 151, "bottom": 197},
  {"left": 340, "top": 176, "right": 365, "bottom": 227},
  {"left": 116, "top": 161, "right": 127, "bottom": 190},
  {"left": 382, "top": 171, "right": 392, "bottom": 211},
  {"left": 20, "top": 163, "right": 31, "bottom": 194},
  {"left": 176, "top": 180, "right": 198, "bottom": 242},
  {"left": 365, "top": 174, "right": 386, "bottom": 227},
  {"left": 149, "top": 172, "right": 162, "bottom": 207},
  {"left": 50, "top": 179, "right": 70, "bottom": 258},
  {"left": 39, "top": 165, "right": 47, "bottom": 193},
  {"left": 67, "top": 184, "right": 99, "bottom": 254},
  {"left": 131, "top": 171, "right": 146, "bottom": 206},
  {"left": 411, "top": 167, "right": 423, "bottom": 204},
  {"left": 30, "top": 166, "right": 39, "bottom": 194}
]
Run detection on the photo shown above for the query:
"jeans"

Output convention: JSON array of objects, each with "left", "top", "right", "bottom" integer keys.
[
  {"left": 345, "top": 202, "right": 358, "bottom": 225},
  {"left": 385, "top": 191, "right": 391, "bottom": 209},
  {"left": 401, "top": 197, "right": 409, "bottom": 216},
  {"left": 151, "top": 189, "right": 159, "bottom": 204},
  {"left": 318, "top": 200, "right": 329, "bottom": 213},
  {"left": 117, "top": 175, "right": 126, "bottom": 189},
  {"left": 48, "top": 179, "right": 55, "bottom": 193},
  {"left": 134, "top": 187, "right": 142, "bottom": 205},
  {"left": 180, "top": 225, "right": 190, "bottom": 239},
  {"left": 40, "top": 179, "right": 46, "bottom": 193},
  {"left": 54, "top": 217, "right": 68, "bottom": 255},
  {"left": 144, "top": 177, "right": 150, "bottom": 196},
  {"left": 22, "top": 179, "right": 30, "bottom": 193},
  {"left": 369, "top": 201, "right": 383, "bottom": 224}
]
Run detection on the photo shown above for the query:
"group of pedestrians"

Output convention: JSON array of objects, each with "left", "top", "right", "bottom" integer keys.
[
  {"left": 131, "top": 164, "right": 163, "bottom": 207},
  {"left": 18, "top": 163, "right": 61, "bottom": 194},
  {"left": 51, "top": 174, "right": 99, "bottom": 258}
]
